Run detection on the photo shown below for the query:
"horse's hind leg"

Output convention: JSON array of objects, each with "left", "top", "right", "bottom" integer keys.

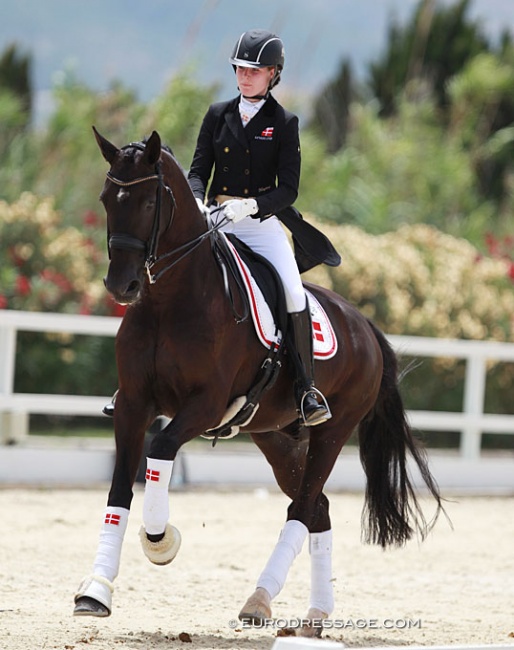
[
  {"left": 73, "top": 395, "right": 151, "bottom": 617},
  {"left": 241, "top": 419, "right": 356, "bottom": 636}
]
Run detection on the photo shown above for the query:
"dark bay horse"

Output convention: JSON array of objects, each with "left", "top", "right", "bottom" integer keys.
[{"left": 74, "top": 128, "right": 442, "bottom": 635}]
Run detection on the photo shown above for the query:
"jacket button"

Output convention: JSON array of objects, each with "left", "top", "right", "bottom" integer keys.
[
  {"left": 223, "top": 166, "right": 229, "bottom": 172},
  {"left": 224, "top": 147, "right": 230, "bottom": 153},
  {"left": 243, "top": 189, "right": 249, "bottom": 195},
  {"left": 222, "top": 186, "right": 228, "bottom": 192},
  {"left": 244, "top": 169, "right": 250, "bottom": 175}
]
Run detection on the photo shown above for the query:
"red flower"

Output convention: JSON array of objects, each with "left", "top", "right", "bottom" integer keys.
[
  {"left": 105, "top": 295, "right": 126, "bottom": 317},
  {"left": 16, "top": 275, "right": 31, "bottom": 296},
  {"left": 8, "top": 247, "right": 24, "bottom": 267},
  {"left": 0, "top": 294, "right": 7, "bottom": 309},
  {"left": 40, "top": 269, "right": 72, "bottom": 292},
  {"left": 111, "top": 303, "right": 127, "bottom": 317},
  {"left": 83, "top": 210, "right": 102, "bottom": 228},
  {"left": 508, "top": 262, "right": 514, "bottom": 282}
]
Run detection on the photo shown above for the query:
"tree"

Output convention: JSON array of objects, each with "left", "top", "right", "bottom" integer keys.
[
  {"left": 0, "top": 43, "right": 32, "bottom": 128},
  {"left": 448, "top": 49, "right": 514, "bottom": 209},
  {"left": 308, "top": 58, "right": 357, "bottom": 154},
  {"left": 368, "top": 0, "right": 490, "bottom": 117}
]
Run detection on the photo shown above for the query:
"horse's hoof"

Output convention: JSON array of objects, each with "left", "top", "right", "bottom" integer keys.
[
  {"left": 298, "top": 607, "right": 328, "bottom": 637},
  {"left": 238, "top": 587, "right": 272, "bottom": 624},
  {"left": 139, "top": 523, "right": 181, "bottom": 565},
  {"left": 73, "top": 596, "right": 110, "bottom": 617},
  {"left": 74, "top": 574, "right": 113, "bottom": 617}
]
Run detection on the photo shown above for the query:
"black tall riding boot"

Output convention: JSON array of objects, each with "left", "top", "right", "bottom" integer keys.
[{"left": 288, "top": 307, "right": 331, "bottom": 426}]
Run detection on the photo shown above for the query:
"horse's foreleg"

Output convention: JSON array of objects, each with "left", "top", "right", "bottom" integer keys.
[
  {"left": 74, "top": 398, "right": 149, "bottom": 617},
  {"left": 139, "top": 401, "right": 224, "bottom": 566},
  {"left": 139, "top": 457, "right": 181, "bottom": 565},
  {"left": 73, "top": 507, "right": 129, "bottom": 616}
]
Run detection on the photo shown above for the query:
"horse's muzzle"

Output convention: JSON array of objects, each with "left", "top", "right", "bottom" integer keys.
[{"left": 103, "top": 274, "right": 142, "bottom": 305}]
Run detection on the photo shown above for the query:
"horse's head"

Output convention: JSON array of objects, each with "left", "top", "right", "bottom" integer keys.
[{"left": 94, "top": 127, "right": 176, "bottom": 305}]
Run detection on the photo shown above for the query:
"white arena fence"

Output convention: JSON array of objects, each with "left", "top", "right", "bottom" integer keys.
[{"left": 1, "top": 309, "right": 514, "bottom": 461}]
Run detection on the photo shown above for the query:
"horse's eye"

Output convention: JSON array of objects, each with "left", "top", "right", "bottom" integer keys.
[{"left": 145, "top": 200, "right": 155, "bottom": 210}]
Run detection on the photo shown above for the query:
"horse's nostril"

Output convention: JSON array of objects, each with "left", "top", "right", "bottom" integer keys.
[{"left": 126, "top": 280, "right": 140, "bottom": 295}]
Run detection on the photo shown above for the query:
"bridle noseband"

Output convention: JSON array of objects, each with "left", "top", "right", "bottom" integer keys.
[{"left": 105, "top": 141, "right": 227, "bottom": 284}]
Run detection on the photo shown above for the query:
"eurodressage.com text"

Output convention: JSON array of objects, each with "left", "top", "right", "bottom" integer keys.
[{"left": 229, "top": 618, "right": 422, "bottom": 630}]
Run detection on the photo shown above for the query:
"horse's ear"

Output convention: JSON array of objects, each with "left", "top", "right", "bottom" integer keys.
[
  {"left": 142, "top": 131, "right": 162, "bottom": 167},
  {"left": 92, "top": 126, "right": 119, "bottom": 164}
]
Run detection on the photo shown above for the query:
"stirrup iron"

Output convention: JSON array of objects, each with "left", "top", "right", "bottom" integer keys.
[{"left": 299, "top": 387, "right": 332, "bottom": 426}]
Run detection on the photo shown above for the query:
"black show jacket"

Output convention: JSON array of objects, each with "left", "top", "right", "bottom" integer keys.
[
  {"left": 188, "top": 94, "right": 300, "bottom": 218},
  {"left": 188, "top": 94, "right": 341, "bottom": 273}
]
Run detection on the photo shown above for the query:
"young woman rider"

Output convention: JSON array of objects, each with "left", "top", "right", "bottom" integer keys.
[{"left": 188, "top": 29, "right": 340, "bottom": 426}]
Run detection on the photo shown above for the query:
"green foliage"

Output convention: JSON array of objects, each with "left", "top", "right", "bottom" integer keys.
[
  {"left": 0, "top": 192, "right": 119, "bottom": 400},
  {"left": 0, "top": 43, "right": 32, "bottom": 127},
  {"left": 300, "top": 97, "right": 494, "bottom": 246},
  {"left": 368, "top": 0, "right": 491, "bottom": 116},
  {"left": 309, "top": 59, "right": 357, "bottom": 154},
  {"left": 303, "top": 219, "right": 514, "bottom": 415},
  {"left": 138, "top": 70, "right": 218, "bottom": 167},
  {"left": 0, "top": 192, "right": 108, "bottom": 313},
  {"left": 448, "top": 49, "right": 514, "bottom": 207}
]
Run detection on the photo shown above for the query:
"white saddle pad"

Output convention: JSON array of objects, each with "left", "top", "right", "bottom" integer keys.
[{"left": 225, "top": 237, "right": 337, "bottom": 360}]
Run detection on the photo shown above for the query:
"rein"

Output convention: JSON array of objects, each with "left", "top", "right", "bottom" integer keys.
[{"left": 106, "top": 142, "right": 228, "bottom": 284}]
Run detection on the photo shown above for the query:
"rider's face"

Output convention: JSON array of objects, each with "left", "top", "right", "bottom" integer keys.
[{"left": 236, "top": 66, "right": 274, "bottom": 101}]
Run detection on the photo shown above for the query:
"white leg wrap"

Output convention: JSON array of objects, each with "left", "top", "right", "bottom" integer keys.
[
  {"left": 93, "top": 507, "right": 129, "bottom": 582},
  {"left": 309, "top": 529, "right": 334, "bottom": 615},
  {"left": 142, "top": 458, "right": 173, "bottom": 536},
  {"left": 256, "top": 519, "right": 308, "bottom": 600}
]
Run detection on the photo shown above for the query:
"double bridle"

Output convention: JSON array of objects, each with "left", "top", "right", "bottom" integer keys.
[{"left": 106, "top": 142, "right": 226, "bottom": 284}]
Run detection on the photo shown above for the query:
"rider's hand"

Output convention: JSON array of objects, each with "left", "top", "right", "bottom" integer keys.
[
  {"left": 195, "top": 197, "right": 210, "bottom": 219},
  {"left": 222, "top": 198, "right": 259, "bottom": 223}
]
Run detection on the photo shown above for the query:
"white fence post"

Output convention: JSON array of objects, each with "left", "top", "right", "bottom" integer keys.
[
  {"left": 462, "top": 354, "right": 487, "bottom": 459},
  {"left": 0, "top": 322, "right": 29, "bottom": 443}
]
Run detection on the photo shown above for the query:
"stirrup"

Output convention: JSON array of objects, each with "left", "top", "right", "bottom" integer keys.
[
  {"left": 299, "top": 387, "right": 332, "bottom": 426},
  {"left": 102, "top": 390, "right": 118, "bottom": 417}
]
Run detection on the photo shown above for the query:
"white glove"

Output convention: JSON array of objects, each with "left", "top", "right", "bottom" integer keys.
[
  {"left": 195, "top": 197, "right": 210, "bottom": 218},
  {"left": 222, "top": 198, "right": 258, "bottom": 223}
]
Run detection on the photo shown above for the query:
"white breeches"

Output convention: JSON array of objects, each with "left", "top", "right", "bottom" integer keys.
[{"left": 213, "top": 211, "right": 306, "bottom": 313}]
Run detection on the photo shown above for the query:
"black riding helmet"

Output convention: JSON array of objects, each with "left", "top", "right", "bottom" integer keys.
[{"left": 230, "top": 29, "right": 285, "bottom": 90}]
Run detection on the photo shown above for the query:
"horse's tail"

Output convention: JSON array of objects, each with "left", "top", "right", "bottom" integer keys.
[{"left": 358, "top": 320, "right": 444, "bottom": 548}]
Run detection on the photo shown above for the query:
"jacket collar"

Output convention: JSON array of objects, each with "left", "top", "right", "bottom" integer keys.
[{"left": 224, "top": 95, "right": 278, "bottom": 146}]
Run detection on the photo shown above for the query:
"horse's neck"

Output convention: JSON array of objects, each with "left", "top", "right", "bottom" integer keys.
[{"left": 152, "top": 160, "right": 218, "bottom": 290}]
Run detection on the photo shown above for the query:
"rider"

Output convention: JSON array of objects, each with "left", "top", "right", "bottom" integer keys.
[{"left": 188, "top": 29, "right": 335, "bottom": 426}]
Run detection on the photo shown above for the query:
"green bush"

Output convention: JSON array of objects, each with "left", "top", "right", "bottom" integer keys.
[{"left": 304, "top": 219, "right": 514, "bottom": 415}]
